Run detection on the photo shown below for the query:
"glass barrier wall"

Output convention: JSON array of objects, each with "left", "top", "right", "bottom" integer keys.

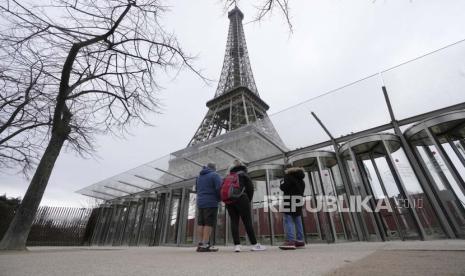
[
  {"left": 289, "top": 151, "right": 356, "bottom": 242},
  {"left": 341, "top": 133, "right": 445, "bottom": 241},
  {"left": 248, "top": 164, "right": 284, "bottom": 245},
  {"left": 81, "top": 40, "right": 465, "bottom": 246},
  {"left": 405, "top": 110, "right": 465, "bottom": 238}
]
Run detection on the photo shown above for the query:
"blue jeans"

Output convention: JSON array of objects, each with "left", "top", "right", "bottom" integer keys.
[{"left": 283, "top": 214, "right": 304, "bottom": 241}]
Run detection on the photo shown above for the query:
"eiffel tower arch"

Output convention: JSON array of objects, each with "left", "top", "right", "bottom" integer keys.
[{"left": 188, "top": 7, "right": 282, "bottom": 147}]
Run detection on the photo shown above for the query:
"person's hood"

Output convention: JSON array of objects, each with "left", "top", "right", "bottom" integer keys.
[
  {"left": 200, "top": 167, "right": 214, "bottom": 175},
  {"left": 230, "top": 165, "right": 247, "bottom": 173},
  {"left": 285, "top": 167, "right": 305, "bottom": 179}
]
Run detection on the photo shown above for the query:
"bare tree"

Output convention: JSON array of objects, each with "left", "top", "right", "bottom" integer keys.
[
  {"left": 0, "top": 0, "right": 198, "bottom": 250},
  {"left": 0, "top": 46, "right": 54, "bottom": 174},
  {"left": 0, "top": 0, "right": 291, "bottom": 250}
]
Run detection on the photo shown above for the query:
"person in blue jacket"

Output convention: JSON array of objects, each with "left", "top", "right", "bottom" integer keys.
[{"left": 196, "top": 162, "right": 222, "bottom": 252}]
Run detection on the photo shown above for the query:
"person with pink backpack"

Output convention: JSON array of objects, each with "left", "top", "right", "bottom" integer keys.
[{"left": 221, "top": 160, "right": 266, "bottom": 252}]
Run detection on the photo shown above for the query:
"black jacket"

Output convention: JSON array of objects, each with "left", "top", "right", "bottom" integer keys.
[
  {"left": 230, "top": 165, "right": 254, "bottom": 201},
  {"left": 280, "top": 167, "right": 306, "bottom": 216}
]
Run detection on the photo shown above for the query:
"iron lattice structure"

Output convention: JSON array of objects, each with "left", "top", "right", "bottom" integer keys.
[
  {"left": 188, "top": 7, "right": 280, "bottom": 146},
  {"left": 215, "top": 7, "right": 258, "bottom": 97}
]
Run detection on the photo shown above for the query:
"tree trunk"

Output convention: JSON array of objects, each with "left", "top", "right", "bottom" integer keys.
[{"left": 0, "top": 133, "right": 67, "bottom": 250}]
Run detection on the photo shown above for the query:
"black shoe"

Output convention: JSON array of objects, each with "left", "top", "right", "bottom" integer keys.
[{"left": 197, "top": 245, "right": 219, "bottom": 252}]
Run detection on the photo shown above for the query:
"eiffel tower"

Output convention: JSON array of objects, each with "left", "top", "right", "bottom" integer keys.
[{"left": 188, "top": 6, "right": 282, "bottom": 147}]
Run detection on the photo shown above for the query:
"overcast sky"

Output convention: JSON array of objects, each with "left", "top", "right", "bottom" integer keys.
[{"left": 2, "top": 0, "right": 465, "bottom": 207}]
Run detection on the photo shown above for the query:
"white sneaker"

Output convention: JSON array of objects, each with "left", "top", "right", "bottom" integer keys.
[
  {"left": 251, "top": 243, "right": 266, "bottom": 251},
  {"left": 234, "top": 245, "right": 241, "bottom": 252}
]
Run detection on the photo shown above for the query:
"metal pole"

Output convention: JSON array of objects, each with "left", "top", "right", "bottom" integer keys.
[
  {"left": 327, "top": 169, "right": 349, "bottom": 240},
  {"left": 369, "top": 153, "right": 403, "bottom": 241},
  {"left": 350, "top": 149, "right": 385, "bottom": 241},
  {"left": 136, "top": 198, "right": 149, "bottom": 246},
  {"left": 177, "top": 188, "right": 187, "bottom": 246},
  {"left": 104, "top": 204, "right": 118, "bottom": 245},
  {"left": 307, "top": 171, "right": 323, "bottom": 241},
  {"left": 311, "top": 111, "right": 364, "bottom": 241},
  {"left": 448, "top": 139, "right": 465, "bottom": 168},
  {"left": 316, "top": 157, "right": 336, "bottom": 243},
  {"left": 381, "top": 140, "right": 426, "bottom": 240},
  {"left": 382, "top": 85, "right": 456, "bottom": 239},
  {"left": 265, "top": 169, "right": 274, "bottom": 245},
  {"left": 161, "top": 191, "right": 172, "bottom": 244}
]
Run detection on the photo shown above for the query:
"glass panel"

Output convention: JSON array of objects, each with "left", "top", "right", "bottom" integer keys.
[
  {"left": 382, "top": 41, "right": 465, "bottom": 120},
  {"left": 113, "top": 205, "right": 128, "bottom": 246},
  {"left": 319, "top": 158, "right": 349, "bottom": 241},
  {"left": 308, "top": 170, "right": 333, "bottom": 242},
  {"left": 184, "top": 193, "right": 196, "bottom": 245},
  {"left": 374, "top": 156, "right": 418, "bottom": 239},
  {"left": 268, "top": 169, "right": 284, "bottom": 244},
  {"left": 344, "top": 156, "right": 379, "bottom": 240},
  {"left": 151, "top": 194, "right": 166, "bottom": 246},
  {"left": 359, "top": 158, "right": 401, "bottom": 240},
  {"left": 387, "top": 144, "right": 446, "bottom": 238},
  {"left": 415, "top": 137, "right": 465, "bottom": 236},
  {"left": 166, "top": 189, "right": 182, "bottom": 244},
  {"left": 105, "top": 206, "right": 122, "bottom": 245},
  {"left": 129, "top": 200, "right": 144, "bottom": 245},
  {"left": 301, "top": 171, "right": 321, "bottom": 242},
  {"left": 121, "top": 203, "right": 137, "bottom": 245},
  {"left": 251, "top": 178, "right": 271, "bottom": 245},
  {"left": 215, "top": 203, "right": 227, "bottom": 245},
  {"left": 95, "top": 207, "right": 109, "bottom": 245},
  {"left": 331, "top": 164, "right": 358, "bottom": 240},
  {"left": 138, "top": 198, "right": 158, "bottom": 246},
  {"left": 443, "top": 142, "right": 465, "bottom": 189}
]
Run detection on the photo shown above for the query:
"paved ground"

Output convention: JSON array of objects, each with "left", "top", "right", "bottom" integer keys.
[{"left": 0, "top": 240, "right": 464, "bottom": 276}]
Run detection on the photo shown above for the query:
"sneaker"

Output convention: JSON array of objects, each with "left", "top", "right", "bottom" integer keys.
[
  {"left": 279, "top": 240, "right": 296, "bottom": 250},
  {"left": 234, "top": 245, "right": 241, "bottom": 252},
  {"left": 295, "top": 241, "right": 305, "bottom": 249},
  {"left": 197, "top": 244, "right": 218, "bottom": 252},
  {"left": 251, "top": 243, "right": 266, "bottom": 251},
  {"left": 196, "top": 242, "right": 203, "bottom": 252}
]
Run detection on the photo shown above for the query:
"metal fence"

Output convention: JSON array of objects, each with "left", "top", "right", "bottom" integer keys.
[{"left": 26, "top": 206, "right": 97, "bottom": 246}]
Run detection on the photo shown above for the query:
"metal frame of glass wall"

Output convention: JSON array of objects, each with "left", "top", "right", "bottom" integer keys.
[
  {"left": 340, "top": 133, "right": 447, "bottom": 241},
  {"left": 288, "top": 150, "right": 359, "bottom": 243},
  {"left": 405, "top": 110, "right": 465, "bottom": 238},
  {"left": 89, "top": 109, "right": 465, "bottom": 246}
]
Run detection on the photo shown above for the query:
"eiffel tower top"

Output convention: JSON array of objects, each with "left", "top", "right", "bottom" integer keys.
[
  {"left": 187, "top": 6, "right": 283, "bottom": 147},
  {"left": 214, "top": 6, "right": 259, "bottom": 97}
]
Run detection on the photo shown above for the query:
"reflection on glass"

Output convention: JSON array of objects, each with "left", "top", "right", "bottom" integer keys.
[
  {"left": 166, "top": 190, "right": 181, "bottom": 244},
  {"left": 344, "top": 155, "right": 379, "bottom": 240},
  {"left": 185, "top": 193, "right": 196, "bottom": 244},
  {"left": 301, "top": 172, "right": 321, "bottom": 241},
  {"left": 412, "top": 130, "right": 465, "bottom": 237},
  {"left": 138, "top": 198, "right": 159, "bottom": 246},
  {"left": 252, "top": 179, "right": 270, "bottom": 245},
  {"left": 121, "top": 203, "right": 137, "bottom": 245}
]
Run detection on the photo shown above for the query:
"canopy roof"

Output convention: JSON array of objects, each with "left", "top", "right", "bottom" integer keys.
[{"left": 76, "top": 123, "right": 286, "bottom": 202}]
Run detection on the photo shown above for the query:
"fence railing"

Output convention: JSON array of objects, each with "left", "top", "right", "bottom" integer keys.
[{"left": 26, "top": 206, "right": 97, "bottom": 246}]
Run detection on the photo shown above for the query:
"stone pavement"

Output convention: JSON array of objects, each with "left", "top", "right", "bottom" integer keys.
[{"left": 0, "top": 240, "right": 464, "bottom": 276}]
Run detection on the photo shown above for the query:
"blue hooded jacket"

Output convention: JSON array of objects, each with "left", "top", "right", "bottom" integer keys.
[{"left": 196, "top": 167, "right": 222, "bottom": 208}]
